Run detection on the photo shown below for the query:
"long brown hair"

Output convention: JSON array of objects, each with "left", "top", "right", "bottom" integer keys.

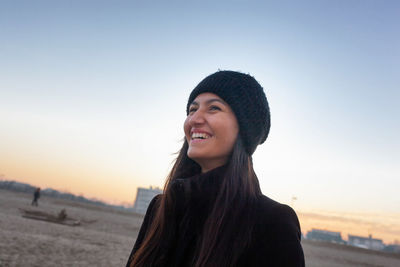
[{"left": 130, "top": 137, "right": 262, "bottom": 267}]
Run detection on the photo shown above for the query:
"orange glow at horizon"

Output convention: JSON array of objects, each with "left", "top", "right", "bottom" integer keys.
[
  {"left": 3, "top": 163, "right": 400, "bottom": 245},
  {"left": 297, "top": 210, "right": 400, "bottom": 245},
  {"left": 1, "top": 151, "right": 399, "bottom": 245},
  {"left": 0, "top": 155, "right": 153, "bottom": 205}
]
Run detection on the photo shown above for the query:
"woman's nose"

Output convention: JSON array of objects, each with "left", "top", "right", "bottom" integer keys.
[{"left": 189, "top": 110, "right": 205, "bottom": 125}]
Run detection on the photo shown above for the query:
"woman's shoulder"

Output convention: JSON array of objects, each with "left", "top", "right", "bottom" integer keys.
[
  {"left": 149, "top": 194, "right": 162, "bottom": 204},
  {"left": 254, "top": 194, "right": 301, "bottom": 232},
  {"left": 138, "top": 194, "right": 162, "bottom": 221},
  {"left": 249, "top": 195, "right": 304, "bottom": 266},
  {"left": 146, "top": 194, "right": 162, "bottom": 212}
]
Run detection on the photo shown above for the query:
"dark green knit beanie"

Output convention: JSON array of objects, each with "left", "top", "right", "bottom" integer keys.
[{"left": 186, "top": 70, "right": 270, "bottom": 155}]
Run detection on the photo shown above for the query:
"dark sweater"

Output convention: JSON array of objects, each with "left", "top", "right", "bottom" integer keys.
[{"left": 127, "top": 166, "right": 305, "bottom": 267}]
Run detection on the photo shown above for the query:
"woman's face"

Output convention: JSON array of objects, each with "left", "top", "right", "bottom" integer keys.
[{"left": 184, "top": 93, "right": 239, "bottom": 172}]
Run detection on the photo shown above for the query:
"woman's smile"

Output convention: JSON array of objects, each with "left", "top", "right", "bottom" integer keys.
[{"left": 189, "top": 129, "right": 213, "bottom": 143}]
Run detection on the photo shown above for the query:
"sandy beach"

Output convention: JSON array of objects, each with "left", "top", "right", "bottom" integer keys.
[{"left": 1, "top": 189, "right": 399, "bottom": 267}]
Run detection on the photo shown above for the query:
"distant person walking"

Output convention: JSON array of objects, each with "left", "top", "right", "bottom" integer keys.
[{"left": 31, "top": 187, "right": 40, "bottom": 206}]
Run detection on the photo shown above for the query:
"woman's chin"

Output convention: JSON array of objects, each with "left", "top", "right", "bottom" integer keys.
[{"left": 187, "top": 148, "right": 206, "bottom": 160}]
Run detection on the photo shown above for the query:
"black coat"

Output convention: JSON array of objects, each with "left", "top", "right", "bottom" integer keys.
[{"left": 127, "top": 166, "right": 305, "bottom": 267}]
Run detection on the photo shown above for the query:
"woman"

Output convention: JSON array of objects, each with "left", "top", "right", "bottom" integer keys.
[{"left": 127, "top": 71, "right": 305, "bottom": 267}]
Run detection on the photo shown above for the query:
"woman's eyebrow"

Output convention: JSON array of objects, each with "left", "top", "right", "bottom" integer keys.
[
  {"left": 190, "top": 98, "right": 227, "bottom": 106},
  {"left": 205, "top": 98, "right": 227, "bottom": 106}
]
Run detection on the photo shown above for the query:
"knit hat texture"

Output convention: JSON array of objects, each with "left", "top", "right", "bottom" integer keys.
[{"left": 186, "top": 70, "right": 270, "bottom": 155}]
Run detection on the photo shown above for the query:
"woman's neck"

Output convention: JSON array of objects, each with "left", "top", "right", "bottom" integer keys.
[{"left": 199, "top": 159, "right": 228, "bottom": 173}]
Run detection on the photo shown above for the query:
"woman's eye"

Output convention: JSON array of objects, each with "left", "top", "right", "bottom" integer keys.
[
  {"left": 210, "top": 105, "right": 221, "bottom": 111},
  {"left": 189, "top": 107, "right": 197, "bottom": 113}
]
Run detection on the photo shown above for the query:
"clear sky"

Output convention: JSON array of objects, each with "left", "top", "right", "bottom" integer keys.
[{"left": 0, "top": 0, "right": 399, "bottom": 236}]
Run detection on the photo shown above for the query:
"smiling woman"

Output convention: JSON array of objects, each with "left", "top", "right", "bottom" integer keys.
[{"left": 126, "top": 71, "right": 305, "bottom": 267}]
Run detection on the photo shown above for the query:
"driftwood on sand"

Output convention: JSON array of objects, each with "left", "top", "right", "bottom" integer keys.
[{"left": 19, "top": 208, "right": 81, "bottom": 226}]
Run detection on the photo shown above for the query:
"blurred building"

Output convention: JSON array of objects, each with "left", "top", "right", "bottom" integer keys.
[
  {"left": 306, "top": 229, "right": 345, "bottom": 244},
  {"left": 383, "top": 244, "right": 400, "bottom": 254},
  {"left": 348, "top": 234, "right": 385, "bottom": 251},
  {"left": 133, "top": 186, "right": 162, "bottom": 214}
]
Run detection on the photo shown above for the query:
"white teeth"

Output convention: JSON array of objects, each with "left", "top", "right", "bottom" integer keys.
[{"left": 191, "top": 132, "right": 210, "bottom": 139}]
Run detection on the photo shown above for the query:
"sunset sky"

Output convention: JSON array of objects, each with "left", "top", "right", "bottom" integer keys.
[{"left": 1, "top": 1, "right": 399, "bottom": 242}]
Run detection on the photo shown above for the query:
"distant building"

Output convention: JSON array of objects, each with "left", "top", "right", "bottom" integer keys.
[
  {"left": 133, "top": 186, "right": 162, "bottom": 214},
  {"left": 348, "top": 234, "right": 385, "bottom": 251},
  {"left": 384, "top": 244, "right": 400, "bottom": 254},
  {"left": 306, "top": 229, "right": 345, "bottom": 244}
]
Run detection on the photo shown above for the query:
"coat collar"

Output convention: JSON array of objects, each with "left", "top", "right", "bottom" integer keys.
[{"left": 172, "top": 164, "right": 228, "bottom": 205}]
